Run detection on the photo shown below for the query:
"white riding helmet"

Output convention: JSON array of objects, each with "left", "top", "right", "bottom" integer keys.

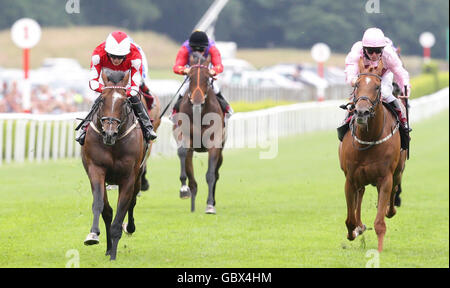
[
  {"left": 105, "top": 31, "right": 131, "bottom": 56},
  {"left": 362, "top": 28, "right": 387, "bottom": 47}
]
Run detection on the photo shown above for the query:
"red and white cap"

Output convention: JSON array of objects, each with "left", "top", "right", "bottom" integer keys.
[
  {"left": 105, "top": 31, "right": 131, "bottom": 56},
  {"left": 362, "top": 27, "right": 387, "bottom": 48}
]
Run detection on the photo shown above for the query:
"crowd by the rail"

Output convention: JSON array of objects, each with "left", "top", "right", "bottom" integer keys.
[{"left": 0, "top": 80, "right": 91, "bottom": 113}]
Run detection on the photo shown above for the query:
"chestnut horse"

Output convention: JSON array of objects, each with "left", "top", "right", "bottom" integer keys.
[
  {"left": 173, "top": 51, "right": 226, "bottom": 214},
  {"left": 338, "top": 59, "right": 407, "bottom": 252},
  {"left": 81, "top": 71, "right": 147, "bottom": 260}
]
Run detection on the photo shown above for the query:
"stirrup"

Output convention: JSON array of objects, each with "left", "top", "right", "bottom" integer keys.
[{"left": 75, "top": 130, "right": 86, "bottom": 145}]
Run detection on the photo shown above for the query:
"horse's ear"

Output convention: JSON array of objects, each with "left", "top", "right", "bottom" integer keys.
[
  {"left": 358, "top": 57, "right": 366, "bottom": 73},
  {"left": 101, "top": 69, "right": 109, "bottom": 86},
  {"left": 375, "top": 59, "right": 384, "bottom": 76}
]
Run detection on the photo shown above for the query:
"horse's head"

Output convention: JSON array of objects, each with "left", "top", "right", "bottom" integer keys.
[
  {"left": 98, "top": 70, "right": 131, "bottom": 146},
  {"left": 187, "top": 51, "right": 212, "bottom": 106},
  {"left": 353, "top": 58, "right": 383, "bottom": 126}
]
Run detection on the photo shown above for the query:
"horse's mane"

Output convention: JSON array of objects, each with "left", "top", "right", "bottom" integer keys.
[
  {"left": 191, "top": 51, "right": 207, "bottom": 65},
  {"left": 103, "top": 70, "right": 126, "bottom": 85}
]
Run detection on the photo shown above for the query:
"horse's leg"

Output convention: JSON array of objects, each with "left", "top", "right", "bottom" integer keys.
[
  {"left": 109, "top": 178, "right": 135, "bottom": 260},
  {"left": 394, "top": 183, "right": 402, "bottom": 207},
  {"left": 345, "top": 179, "right": 359, "bottom": 241},
  {"left": 123, "top": 179, "right": 140, "bottom": 235},
  {"left": 386, "top": 184, "right": 398, "bottom": 218},
  {"left": 84, "top": 166, "right": 106, "bottom": 246},
  {"left": 355, "top": 187, "right": 366, "bottom": 235},
  {"left": 388, "top": 165, "right": 403, "bottom": 218},
  {"left": 141, "top": 166, "right": 149, "bottom": 191},
  {"left": 213, "top": 152, "right": 224, "bottom": 205},
  {"left": 185, "top": 149, "right": 198, "bottom": 212},
  {"left": 205, "top": 148, "right": 222, "bottom": 214},
  {"left": 141, "top": 142, "right": 153, "bottom": 191},
  {"left": 375, "top": 175, "right": 393, "bottom": 252},
  {"left": 178, "top": 147, "right": 191, "bottom": 199},
  {"left": 102, "top": 186, "right": 113, "bottom": 256},
  {"left": 394, "top": 151, "right": 407, "bottom": 207}
]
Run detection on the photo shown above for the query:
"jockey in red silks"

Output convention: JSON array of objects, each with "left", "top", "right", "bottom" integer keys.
[
  {"left": 171, "top": 30, "right": 233, "bottom": 119},
  {"left": 76, "top": 31, "right": 156, "bottom": 145},
  {"left": 338, "top": 27, "right": 411, "bottom": 149}
]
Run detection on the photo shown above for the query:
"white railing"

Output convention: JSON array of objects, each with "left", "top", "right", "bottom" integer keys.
[{"left": 0, "top": 87, "right": 448, "bottom": 164}]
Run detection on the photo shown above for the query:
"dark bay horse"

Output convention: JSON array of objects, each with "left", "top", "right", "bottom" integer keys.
[
  {"left": 81, "top": 71, "right": 147, "bottom": 260},
  {"left": 338, "top": 59, "right": 407, "bottom": 252},
  {"left": 173, "top": 51, "right": 226, "bottom": 214}
]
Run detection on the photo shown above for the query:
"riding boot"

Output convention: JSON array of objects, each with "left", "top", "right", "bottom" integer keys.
[
  {"left": 216, "top": 92, "right": 233, "bottom": 118},
  {"left": 389, "top": 98, "right": 410, "bottom": 150},
  {"left": 170, "top": 94, "right": 184, "bottom": 121},
  {"left": 129, "top": 95, "right": 157, "bottom": 142},
  {"left": 75, "top": 122, "right": 89, "bottom": 146},
  {"left": 337, "top": 112, "right": 353, "bottom": 141},
  {"left": 75, "top": 95, "right": 102, "bottom": 145}
]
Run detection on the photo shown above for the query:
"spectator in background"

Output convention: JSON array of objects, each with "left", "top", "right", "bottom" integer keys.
[
  {"left": 0, "top": 80, "right": 89, "bottom": 114},
  {"left": 4, "top": 81, "right": 22, "bottom": 112},
  {"left": 0, "top": 81, "right": 7, "bottom": 112}
]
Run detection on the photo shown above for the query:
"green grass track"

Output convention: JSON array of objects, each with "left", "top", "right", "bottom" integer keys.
[{"left": 0, "top": 110, "right": 448, "bottom": 267}]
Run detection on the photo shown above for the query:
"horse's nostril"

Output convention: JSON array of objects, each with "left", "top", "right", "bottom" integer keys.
[{"left": 357, "top": 109, "right": 369, "bottom": 117}]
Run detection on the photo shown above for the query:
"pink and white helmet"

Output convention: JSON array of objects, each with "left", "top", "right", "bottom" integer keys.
[
  {"left": 362, "top": 28, "right": 387, "bottom": 48},
  {"left": 105, "top": 31, "right": 131, "bottom": 56}
]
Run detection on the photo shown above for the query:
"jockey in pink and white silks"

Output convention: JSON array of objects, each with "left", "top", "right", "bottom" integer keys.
[{"left": 338, "top": 27, "right": 411, "bottom": 149}]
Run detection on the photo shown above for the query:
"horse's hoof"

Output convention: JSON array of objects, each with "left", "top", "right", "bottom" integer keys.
[
  {"left": 141, "top": 180, "right": 149, "bottom": 191},
  {"left": 386, "top": 207, "right": 397, "bottom": 218},
  {"left": 84, "top": 232, "right": 99, "bottom": 245},
  {"left": 180, "top": 185, "right": 191, "bottom": 199},
  {"left": 122, "top": 223, "right": 133, "bottom": 235},
  {"left": 394, "top": 196, "right": 401, "bottom": 207},
  {"left": 205, "top": 205, "right": 216, "bottom": 214}
]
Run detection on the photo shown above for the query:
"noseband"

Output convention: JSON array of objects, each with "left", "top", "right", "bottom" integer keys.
[
  {"left": 350, "top": 72, "right": 399, "bottom": 150},
  {"left": 92, "top": 86, "right": 136, "bottom": 139}
]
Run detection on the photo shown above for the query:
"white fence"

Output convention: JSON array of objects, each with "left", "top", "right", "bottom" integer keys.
[{"left": 0, "top": 87, "right": 448, "bottom": 164}]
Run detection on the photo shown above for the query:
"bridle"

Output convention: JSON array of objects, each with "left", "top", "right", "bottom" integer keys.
[
  {"left": 351, "top": 72, "right": 382, "bottom": 119},
  {"left": 187, "top": 64, "right": 213, "bottom": 102},
  {"left": 349, "top": 72, "right": 399, "bottom": 150},
  {"left": 91, "top": 86, "right": 136, "bottom": 140}
]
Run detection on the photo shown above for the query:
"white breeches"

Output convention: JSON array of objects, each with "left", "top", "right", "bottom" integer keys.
[{"left": 381, "top": 72, "right": 396, "bottom": 103}]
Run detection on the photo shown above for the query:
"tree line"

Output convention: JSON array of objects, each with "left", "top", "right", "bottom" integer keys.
[{"left": 1, "top": 0, "right": 448, "bottom": 58}]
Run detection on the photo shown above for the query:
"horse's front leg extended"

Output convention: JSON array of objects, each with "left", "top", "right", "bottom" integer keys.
[
  {"left": 178, "top": 147, "right": 191, "bottom": 199},
  {"left": 375, "top": 175, "right": 393, "bottom": 252},
  {"left": 345, "top": 178, "right": 359, "bottom": 241},
  {"left": 205, "top": 148, "right": 222, "bottom": 214},
  {"left": 109, "top": 178, "right": 136, "bottom": 260},
  {"left": 85, "top": 166, "right": 106, "bottom": 246},
  {"left": 123, "top": 178, "right": 140, "bottom": 235},
  {"left": 185, "top": 149, "right": 198, "bottom": 212}
]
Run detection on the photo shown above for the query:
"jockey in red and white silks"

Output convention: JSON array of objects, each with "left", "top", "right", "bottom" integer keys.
[
  {"left": 76, "top": 31, "right": 156, "bottom": 145},
  {"left": 89, "top": 31, "right": 143, "bottom": 97}
]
